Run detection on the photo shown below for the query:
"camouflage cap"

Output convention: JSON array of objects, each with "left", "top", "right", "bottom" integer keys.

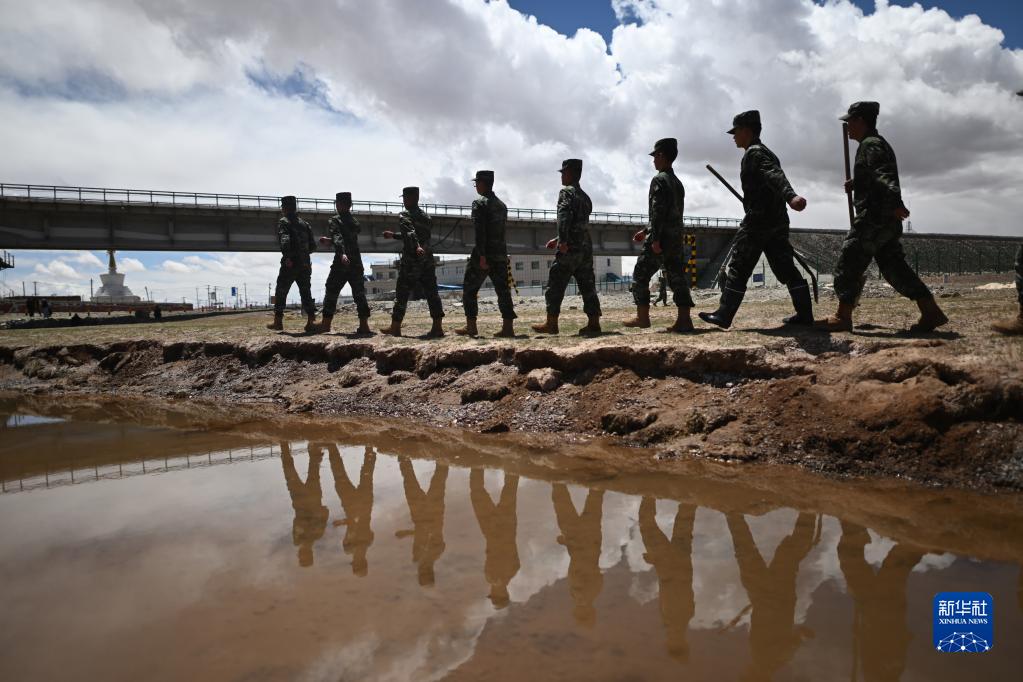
[
  {"left": 472, "top": 170, "right": 495, "bottom": 184},
  {"left": 727, "top": 110, "right": 761, "bottom": 134},
  {"left": 649, "top": 137, "right": 678, "bottom": 156},
  {"left": 558, "top": 158, "right": 583, "bottom": 174},
  {"left": 335, "top": 191, "right": 352, "bottom": 202},
  {"left": 400, "top": 186, "right": 420, "bottom": 198},
  {"left": 280, "top": 195, "right": 297, "bottom": 209},
  {"left": 840, "top": 101, "right": 880, "bottom": 121}
]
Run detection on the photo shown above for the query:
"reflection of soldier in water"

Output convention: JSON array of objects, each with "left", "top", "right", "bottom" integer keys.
[
  {"left": 727, "top": 511, "right": 818, "bottom": 682},
  {"left": 838, "top": 521, "right": 924, "bottom": 682},
  {"left": 396, "top": 457, "right": 448, "bottom": 586},
  {"left": 640, "top": 498, "right": 696, "bottom": 662},
  {"left": 327, "top": 444, "right": 375, "bottom": 577},
  {"left": 280, "top": 442, "right": 329, "bottom": 568},
  {"left": 552, "top": 484, "right": 604, "bottom": 628},
  {"left": 470, "top": 469, "right": 520, "bottom": 609}
]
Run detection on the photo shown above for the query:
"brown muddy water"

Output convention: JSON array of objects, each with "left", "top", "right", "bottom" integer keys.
[{"left": 1, "top": 398, "right": 1022, "bottom": 682}]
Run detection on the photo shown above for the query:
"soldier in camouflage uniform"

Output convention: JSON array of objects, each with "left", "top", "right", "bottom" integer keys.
[
  {"left": 623, "top": 137, "right": 695, "bottom": 333},
  {"left": 532, "top": 158, "right": 602, "bottom": 336},
  {"left": 819, "top": 102, "right": 948, "bottom": 333},
  {"left": 700, "top": 111, "right": 811, "bottom": 329},
  {"left": 991, "top": 244, "right": 1023, "bottom": 335},
  {"left": 455, "top": 170, "right": 516, "bottom": 338},
  {"left": 312, "top": 192, "right": 371, "bottom": 335},
  {"left": 379, "top": 186, "right": 444, "bottom": 338},
  {"left": 267, "top": 195, "right": 318, "bottom": 332}
]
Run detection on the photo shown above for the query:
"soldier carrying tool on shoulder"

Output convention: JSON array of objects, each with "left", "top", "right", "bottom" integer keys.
[
  {"left": 267, "top": 194, "right": 318, "bottom": 333},
  {"left": 312, "top": 191, "right": 372, "bottom": 335},
  {"left": 379, "top": 186, "right": 445, "bottom": 338}
]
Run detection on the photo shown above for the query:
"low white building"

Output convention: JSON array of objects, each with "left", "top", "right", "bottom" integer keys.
[{"left": 368, "top": 254, "right": 623, "bottom": 296}]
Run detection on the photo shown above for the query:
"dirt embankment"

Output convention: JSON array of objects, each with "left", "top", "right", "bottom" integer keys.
[{"left": 2, "top": 320, "right": 1021, "bottom": 492}]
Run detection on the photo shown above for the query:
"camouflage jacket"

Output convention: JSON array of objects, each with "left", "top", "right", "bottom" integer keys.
[
  {"left": 394, "top": 206, "right": 433, "bottom": 260},
  {"left": 853, "top": 133, "right": 905, "bottom": 226},
  {"left": 327, "top": 212, "right": 363, "bottom": 266},
  {"left": 276, "top": 216, "right": 316, "bottom": 263},
  {"left": 471, "top": 191, "right": 509, "bottom": 261},
  {"left": 556, "top": 184, "right": 593, "bottom": 251},
  {"left": 740, "top": 140, "right": 796, "bottom": 229},
  {"left": 646, "top": 169, "right": 686, "bottom": 245}
]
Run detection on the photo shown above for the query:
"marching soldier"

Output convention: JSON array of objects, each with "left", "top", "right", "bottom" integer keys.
[
  {"left": 654, "top": 273, "right": 668, "bottom": 307},
  {"left": 456, "top": 170, "right": 517, "bottom": 338},
  {"left": 819, "top": 101, "right": 948, "bottom": 332},
  {"left": 379, "top": 186, "right": 445, "bottom": 338},
  {"left": 267, "top": 195, "right": 318, "bottom": 332},
  {"left": 700, "top": 111, "right": 812, "bottom": 329},
  {"left": 623, "top": 137, "right": 695, "bottom": 333},
  {"left": 532, "top": 158, "right": 602, "bottom": 336},
  {"left": 991, "top": 244, "right": 1023, "bottom": 335},
  {"left": 313, "top": 192, "right": 371, "bottom": 335}
]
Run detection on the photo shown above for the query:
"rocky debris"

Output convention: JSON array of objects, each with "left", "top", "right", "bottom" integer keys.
[
  {"left": 461, "top": 384, "right": 511, "bottom": 404},
  {"left": 526, "top": 368, "right": 562, "bottom": 393},
  {"left": 601, "top": 410, "right": 657, "bottom": 435}
]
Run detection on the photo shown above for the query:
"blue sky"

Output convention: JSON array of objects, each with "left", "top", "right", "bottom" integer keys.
[{"left": 508, "top": 0, "right": 1022, "bottom": 48}]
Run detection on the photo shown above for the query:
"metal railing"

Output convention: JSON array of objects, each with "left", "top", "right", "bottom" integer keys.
[
  {"left": 0, "top": 182, "right": 740, "bottom": 228},
  {"left": 0, "top": 443, "right": 282, "bottom": 495}
]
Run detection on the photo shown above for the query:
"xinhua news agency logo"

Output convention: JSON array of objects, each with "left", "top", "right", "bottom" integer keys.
[{"left": 933, "top": 592, "right": 993, "bottom": 653}]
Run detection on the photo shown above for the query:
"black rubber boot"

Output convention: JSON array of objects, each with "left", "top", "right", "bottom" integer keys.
[
  {"left": 783, "top": 281, "right": 814, "bottom": 325},
  {"left": 698, "top": 286, "right": 745, "bottom": 329}
]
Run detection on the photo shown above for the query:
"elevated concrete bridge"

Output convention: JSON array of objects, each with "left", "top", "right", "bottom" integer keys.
[
  {"left": 2, "top": 184, "right": 1017, "bottom": 288},
  {"left": 0, "top": 183, "right": 741, "bottom": 258}
]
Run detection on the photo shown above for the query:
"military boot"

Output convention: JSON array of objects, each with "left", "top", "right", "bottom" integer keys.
[
  {"left": 454, "top": 317, "right": 478, "bottom": 337},
  {"left": 578, "top": 314, "right": 602, "bottom": 336},
  {"left": 355, "top": 316, "right": 372, "bottom": 336},
  {"left": 623, "top": 305, "right": 651, "bottom": 328},
  {"left": 991, "top": 303, "right": 1023, "bottom": 336},
  {"left": 909, "top": 296, "right": 949, "bottom": 333},
  {"left": 816, "top": 301, "right": 855, "bottom": 332},
  {"left": 494, "top": 318, "right": 515, "bottom": 338},
  {"left": 313, "top": 314, "right": 333, "bottom": 334},
  {"left": 783, "top": 282, "right": 814, "bottom": 325},
  {"left": 532, "top": 313, "right": 559, "bottom": 335},
  {"left": 379, "top": 316, "right": 402, "bottom": 337},
  {"left": 304, "top": 312, "right": 318, "bottom": 333},
  {"left": 425, "top": 317, "right": 445, "bottom": 339},
  {"left": 266, "top": 312, "right": 284, "bottom": 331},
  {"left": 698, "top": 287, "right": 745, "bottom": 329},
  {"left": 665, "top": 307, "right": 695, "bottom": 333}
]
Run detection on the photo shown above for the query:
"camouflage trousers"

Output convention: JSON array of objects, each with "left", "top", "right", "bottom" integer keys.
[
  {"left": 631, "top": 240, "right": 694, "bottom": 308},
  {"left": 393, "top": 254, "right": 444, "bottom": 322},
  {"left": 545, "top": 247, "right": 601, "bottom": 317},
  {"left": 322, "top": 256, "right": 370, "bottom": 319},
  {"left": 462, "top": 251, "right": 516, "bottom": 320},
  {"left": 274, "top": 259, "right": 316, "bottom": 315},
  {"left": 1015, "top": 244, "right": 1023, "bottom": 305},
  {"left": 723, "top": 223, "right": 805, "bottom": 293},
  {"left": 833, "top": 220, "right": 930, "bottom": 305}
]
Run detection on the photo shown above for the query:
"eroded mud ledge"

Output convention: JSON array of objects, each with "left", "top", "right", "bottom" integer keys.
[{"left": 2, "top": 331, "right": 1021, "bottom": 493}]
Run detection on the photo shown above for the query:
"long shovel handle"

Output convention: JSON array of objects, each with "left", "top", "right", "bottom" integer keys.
[{"left": 842, "top": 123, "right": 855, "bottom": 229}]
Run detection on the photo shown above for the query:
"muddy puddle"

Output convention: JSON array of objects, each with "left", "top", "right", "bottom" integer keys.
[{"left": 1, "top": 396, "right": 1021, "bottom": 681}]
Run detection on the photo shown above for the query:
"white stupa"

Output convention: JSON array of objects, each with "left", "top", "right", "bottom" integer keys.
[{"left": 92, "top": 249, "right": 141, "bottom": 303}]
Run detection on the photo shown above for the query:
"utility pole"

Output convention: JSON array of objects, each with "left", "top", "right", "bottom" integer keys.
[
  {"left": 244, "top": 283, "right": 248, "bottom": 308},
  {"left": 33, "top": 281, "right": 38, "bottom": 296},
  {"left": 90, "top": 278, "right": 93, "bottom": 299},
  {"left": 22, "top": 281, "right": 25, "bottom": 296},
  {"left": 267, "top": 282, "right": 271, "bottom": 307}
]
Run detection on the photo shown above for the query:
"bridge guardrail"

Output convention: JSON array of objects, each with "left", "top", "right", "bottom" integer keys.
[{"left": 0, "top": 182, "right": 741, "bottom": 228}]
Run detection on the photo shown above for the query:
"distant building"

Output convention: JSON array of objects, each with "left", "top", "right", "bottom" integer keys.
[{"left": 367, "top": 254, "right": 623, "bottom": 296}]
